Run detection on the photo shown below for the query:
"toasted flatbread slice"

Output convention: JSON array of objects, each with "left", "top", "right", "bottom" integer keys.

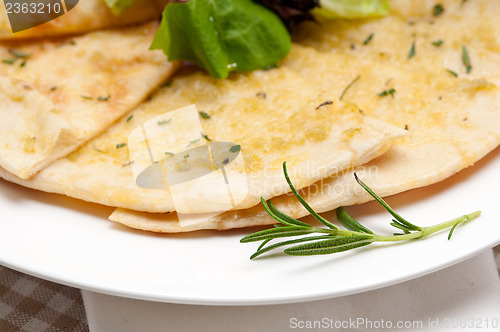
[
  {"left": 0, "top": 54, "right": 406, "bottom": 213},
  {"left": 110, "top": 54, "right": 500, "bottom": 232},
  {"left": 0, "top": 0, "right": 167, "bottom": 39},
  {"left": 109, "top": 0, "right": 500, "bottom": 232},
  {"left": 295, "top": 0, "right": 500, "bottom": 83},
  {"left": 0, "top": 22, "right": 177, "bottom": 179}
]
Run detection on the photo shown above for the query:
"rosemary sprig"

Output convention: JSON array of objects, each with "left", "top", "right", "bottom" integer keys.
[{"left": 240, "top": 162, "right": 481, "bottom": 259}]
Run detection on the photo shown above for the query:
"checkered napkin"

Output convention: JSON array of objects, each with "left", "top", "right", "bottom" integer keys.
[{"left": 0, "top": 266, "right": 88, "bottom": 332}]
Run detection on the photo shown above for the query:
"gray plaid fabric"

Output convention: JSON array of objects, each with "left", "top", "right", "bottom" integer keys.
[
  {"left": 0, "top": 246, "right": 499, "bottom": 331},
  {"left": 0, "top": 266, "right": 88, "bottom": 332}
]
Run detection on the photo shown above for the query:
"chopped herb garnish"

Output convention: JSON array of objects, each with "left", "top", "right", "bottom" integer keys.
[
  {"left": 165, "top": 152, "right": 175, "bottom": 156},
  {"left": 201, "top": 132, "right": 212, "bottom": 141},
  {"left": 184, "top": 154, "right": 190, "bottom": 159},
  {"left": 126, "top": 115, "right": 134, "bottom": 122},
  {"left": 81, "top": 95, "right": 93, "bottom": 100},
  {"left": 2, "top": 59, "right": 15, "bottom": 64},
  {"left": 363, "top": 33, "right": 374, "bottom": 45},
  {"left": 116, "top": 143, "right": 127, "bottom": 148},
  {"left": 433, "top": 4, "right": 444, "bottom": 16},
  {"left": 315, "top": 100, "right": 333, "bottom": 110},
  {"left": 378, "top": 88, "right": 396, "bottom": 98},
  {"left": 432, "top": 39, "right": 444, "bottom": 47},
  {"left": 446, "top": 69, "right": 458, "bottom": 77},
  {"left": 199, "top": 111, "right": 210, "bottom": 119},
  {"left": 92, "top": 145, "right": 105, "bottom": 153},
  {"left": 8, "top": 49, "right": 30, "bottom": 59},
  {"left": 462, "top": 46, "right": 472, "bottom": 73},
  {"left": 97, "top": 95, "right": 111, "bottom": 102},
  {"left": 20, "top": 61, "right": 26, "bottom": 67},
  {"left": 162, "top": 80, "right": 173, "bottom": 87},
  {"left": 408, "top": 41, "right": 416, "bottom": 59},
  {"left": 189, "top": 138, "right": 200, "bottom": 146},
  {"left": 339, "top": 75, "right": 360, "bottom": 101},
  {"left": 158, "top": 119, "right": 171, "bottom": 125},
  {"left": 230, "top": 145, "right": 241, "bottom": 153}
]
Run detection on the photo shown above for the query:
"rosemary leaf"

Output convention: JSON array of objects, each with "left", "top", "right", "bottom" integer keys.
[
  {"left": 390, "top": 222, "right": 411, "bottom": 234},
  {"left": 251, "top": 235, "right": 334, "bottom": 259},
  {"left": 354, "top": 173, "right": 421, "bottom": 231},
  {"left": 336, "top": 207, "right": 373, "bottom": 234},
  {"left": 257, "top": 238, "right": 272, "bottom": 252},
  {"left": 240, "top": 226, "right": 317, "bottom": 243},
  {"left": 260, "top": 197, "right": 302, "bottom": 227},
  {"left": 284, "top": 235, "right": 374, "bottom": 256},
  {"left": 282, "top": 162, "right": 337, "bottom": 230},
  {"left": 267, "top": 200, "right": 311, "bottom": 227}
]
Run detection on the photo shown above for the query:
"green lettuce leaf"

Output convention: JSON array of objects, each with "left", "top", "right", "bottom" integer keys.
[
  {"left": 150, "top": 0, "right": 291, "bottom": 79},
  {"left": 314, "top": 0, "right": 389, "bottom": 19},
  {"left": 103, "top": 0, "right": 135, "bottom": 15}
]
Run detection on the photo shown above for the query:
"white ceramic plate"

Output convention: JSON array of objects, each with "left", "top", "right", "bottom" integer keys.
[{"left": 0, "top": 148, "right": 499, "bottom": 306}]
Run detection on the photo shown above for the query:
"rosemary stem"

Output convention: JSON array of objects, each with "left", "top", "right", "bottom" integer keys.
[
  {"left": 373, "top": 211, "right": 481, "bottom": 242},
  {"left": 312, "top": 227, "right": 338, "bottom": 235}
]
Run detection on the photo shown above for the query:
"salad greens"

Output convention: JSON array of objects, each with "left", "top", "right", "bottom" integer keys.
[
  {"left": 314, "top": 0, "right": 389, "bottom": 19},
  {"left": 104, "top": 0, "right": 391, "bottom": 78},
  {"left": 254, "top": 0, "right": 320, "bottom": 30},
  {"left": 150, "top": 0, "right": 291, "bottom": 79}
]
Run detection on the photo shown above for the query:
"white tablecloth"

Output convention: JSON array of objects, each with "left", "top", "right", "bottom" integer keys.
[{"left": 82, "top": 249, "right": 500, "bottom": 332}]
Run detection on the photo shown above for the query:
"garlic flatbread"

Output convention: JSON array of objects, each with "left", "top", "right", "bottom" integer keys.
[
  {"left": 0, "top": 52, "right": 406, "bottom": 213},
  {"left": 109, "top": 0, "right": 500, "bottom": 232}
]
